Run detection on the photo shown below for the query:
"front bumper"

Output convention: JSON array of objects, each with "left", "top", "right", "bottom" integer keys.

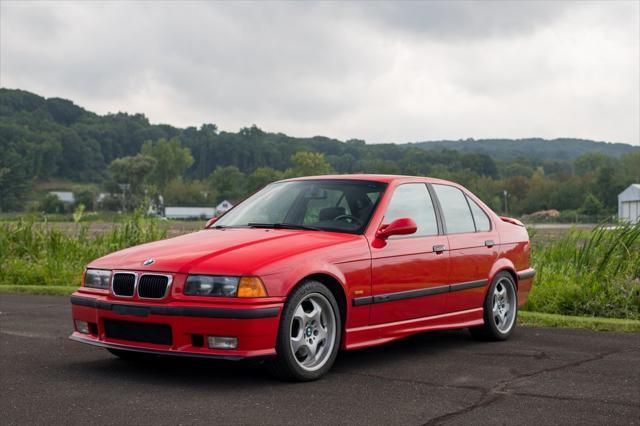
[{"left": 69, "top": 293, "right": 283, "bottom": 359}]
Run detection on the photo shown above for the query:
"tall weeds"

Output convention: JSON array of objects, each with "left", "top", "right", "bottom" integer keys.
[
  {"left": 2, "top": 216, "right": 638, "bottom": 319},
  {"left": 0, "top": 213, "right": 167, "bottom": 287},
  {"left": 525, "top": 222, "right": 640, "bottom": 319}
]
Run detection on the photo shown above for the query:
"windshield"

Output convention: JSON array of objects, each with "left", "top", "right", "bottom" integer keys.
[{"left": 213, "top": 180, "right": 387, "bottom": 234}]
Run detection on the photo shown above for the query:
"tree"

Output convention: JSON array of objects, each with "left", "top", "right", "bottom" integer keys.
[
  {"left": 574, "top": 152, "right": 612, "bottom": 176},
  {"left": 521, "top": 168, "right": 556, "bottom": 213},
  {"left": 581, "top": 193, "right": 603, "bottom": 216},
  {"left": 461, "top": 153, "right": 498, "bottom": 178},
  {"left": 74, "top": 187, "right": 96, "bottom": 211},
  {"left": 141, "top": 137, "right": 194, "bottom": 188},
  {"left": 619, "top": 151, "right": 640, "bottom": 183},
  {"left": 107, "top": 155, "right": 157, "bottom": 211},
  {"left": 38, "top": 194, "right": 69, "bottom": 214},
  {"left": 163, "top": 178, "right": 214, "bottom": 206},
  {"left": 0, "top": 150, "right": 32, "bottom": 212},
  {"left": 247, "top": 167, "right": 283, "bottom": 193},
  {"left": 239, "top": 124, "right": 265, "bottom": 140},
  {"left": 501, "top": 162, "right": 534, "bottom": 178},
  {"left": 209, "top": 166, "right": 247, "bottom": 202},
  {"left": 285, "top": 151, "right": 334, "bottom": 178},
  {"left": 549, "top": 177, "right": 584, "bottom": 211},
  {"left": 595, "top": 165, "right": 619, "bottom": 211}
]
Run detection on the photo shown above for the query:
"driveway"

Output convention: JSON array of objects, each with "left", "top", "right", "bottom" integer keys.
[{"left": 1, "top": 293, "right": 638, "bottom": 425}]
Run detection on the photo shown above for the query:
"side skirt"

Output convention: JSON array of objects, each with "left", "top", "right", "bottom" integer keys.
[{"left": 343, "top": 308, "right": 484, "bottom": 351}]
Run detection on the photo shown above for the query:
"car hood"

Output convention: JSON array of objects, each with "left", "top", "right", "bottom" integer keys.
[{"left": 88, "top": 228, "right": 363, "bottom": 275}]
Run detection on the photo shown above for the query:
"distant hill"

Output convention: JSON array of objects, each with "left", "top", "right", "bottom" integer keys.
[
  {"left": 1, "top": 88, "right": 639, "bottom": 213},
  {"left": 411, "top": 138, "right": 636, "bottom": 161},
  {"left": 1, "top": 85, "right": 637, "bottom": 183}
]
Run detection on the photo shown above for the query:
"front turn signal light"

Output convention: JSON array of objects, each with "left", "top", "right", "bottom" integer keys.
[{"left": 237, "top": 277, "right": 268, "bottom": 297}]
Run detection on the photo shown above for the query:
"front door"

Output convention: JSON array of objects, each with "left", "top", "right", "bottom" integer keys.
[{"left": 369, "top": 183, "right": 450, "bottom": 325}]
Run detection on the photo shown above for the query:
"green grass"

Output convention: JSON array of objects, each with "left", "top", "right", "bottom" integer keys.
[
  {"left": 524, "top": 222, "right": 640, "bottom": 320},
  {"left": 518, "top": 311, "right": 640, "bottom": 333},
  {"left": 0, "top": 213, "right": 167, "bottom": 288},
  {"left": 1, "top": 216, "right": 638, "bottom": 327}
]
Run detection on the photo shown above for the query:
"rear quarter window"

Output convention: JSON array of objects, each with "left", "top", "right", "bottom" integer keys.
[
  {"left": 433, "top": 184, "right": 476, "bottom": 234},
  {"left": 466, "top": 196, "right": 491, "bottom": 232}
]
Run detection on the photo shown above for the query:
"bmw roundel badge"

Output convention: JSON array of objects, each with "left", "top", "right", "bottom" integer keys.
[{"left": 142, "top": 258, "right": 155, "bottom": 266}]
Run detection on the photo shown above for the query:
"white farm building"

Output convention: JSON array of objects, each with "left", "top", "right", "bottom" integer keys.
[
  {"left": 618, "top": 184, "right": 640, "bottom": 224},
  {"left": 49, "top": 191, "right": 75, "bottom": 203},
  {"left": 165, "top": 207, "right": 216, "bottom": 220}
]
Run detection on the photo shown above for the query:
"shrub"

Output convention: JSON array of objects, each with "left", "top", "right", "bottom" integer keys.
[{"left": 525, "top": 222, "right": 640, "bottom": 319}]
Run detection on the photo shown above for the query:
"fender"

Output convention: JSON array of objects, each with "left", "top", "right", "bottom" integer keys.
[
  {"left": 487, "top": 256, "right": 517, "bottom": 295},
  {"left": 276, "top": 255, "right": 374, "bottom": 331},
  {"left": 286, "top": 263, "right": 349, "bottom": 298}
]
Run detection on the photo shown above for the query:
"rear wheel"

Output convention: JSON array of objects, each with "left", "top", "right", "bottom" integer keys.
[
  {"left": 470, "top": 272, "right": 518, "bottom": 341},
  {"left": 267, "top": 280, "right": 341, "bottom": 381}
]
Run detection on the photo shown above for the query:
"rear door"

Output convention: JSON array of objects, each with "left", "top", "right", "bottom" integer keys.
[
  {"left": 368, "top": 183, "right": 450, "bottom": 325},
  {"left": 432, "top": 184, "right": 499, "bottom": 313}
]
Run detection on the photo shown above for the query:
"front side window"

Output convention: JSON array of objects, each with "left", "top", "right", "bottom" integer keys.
[
  {"left": 433, "top": 184, "right": 476, "bottom": 234},
  {"left": 384, "top": 183, "right": 438, "bottom": 237},
  {"left": 214, "top": 180, "right": 387, "bottom": 234}
]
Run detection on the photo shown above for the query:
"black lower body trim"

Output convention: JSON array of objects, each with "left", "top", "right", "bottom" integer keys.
[
  {"left": 517, "top": 269, "right": 536, "bottom": 280},
  {"left": 69, "top": 334, "right": 250, "bottom": 360},
  {"left": 449, "top": 279, "right": 488, "bottom": 292},
  {"left": 353, "top": 279, "right": 489, "bottom": 306},
  {"left": 70, "top": 295, "right": 280, "bottom": 319},
  {"left": 372, "top": 285, "right": 449, "bottom": 304},
  {"left": 352, "top": 296, "right": 373, "bottom": 306}
]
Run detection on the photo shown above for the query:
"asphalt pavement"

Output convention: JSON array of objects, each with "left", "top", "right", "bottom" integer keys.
[{"left": 1, "top": 293, "right": 638, "bottom": 425}]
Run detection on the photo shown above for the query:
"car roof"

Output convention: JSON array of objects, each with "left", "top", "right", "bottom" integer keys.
[{"left": 280, "top": 174, "right": 457, "bottom": 186}]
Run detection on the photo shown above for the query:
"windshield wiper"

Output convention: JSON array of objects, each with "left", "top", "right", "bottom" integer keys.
[{"left": 247, "top": 223, "right": 322, "bottom": 231}]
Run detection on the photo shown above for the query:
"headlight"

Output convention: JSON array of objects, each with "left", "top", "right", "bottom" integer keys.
[
  {"left": 184, "top": 275, "right": 267, "bottom": 297},
  {"left": 84, "top": 269, "right": 111, "bottom": 289}
]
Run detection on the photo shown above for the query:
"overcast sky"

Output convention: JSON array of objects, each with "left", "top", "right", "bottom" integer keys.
[{"left": 1, "top": 1, "right": 639, "bottom": 145}]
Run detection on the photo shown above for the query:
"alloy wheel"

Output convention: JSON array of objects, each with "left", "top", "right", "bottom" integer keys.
[
  {"left": 492, "top": 278, "right": 516, "bottom": 333},
  {"left": 289, "top": 293, "right": 337, "bottom": 372}
]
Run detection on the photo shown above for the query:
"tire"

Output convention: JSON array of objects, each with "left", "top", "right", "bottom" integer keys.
[
  {"left": 267, "top": 280, "right": 342, "bottom": 381},
  {"left": 469, "top": 271, "right": 518, "bottom": 341},
  {"left": 107, "top": 348, "right": 156, "bottom": 362}
]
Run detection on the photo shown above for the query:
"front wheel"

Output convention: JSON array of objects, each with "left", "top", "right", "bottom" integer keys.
[
  {"left": 267, "top": 280, "right": 341, "bottom": 381},
  {"left": 469, "top": 272, "right": 518, "bottom": 341}
]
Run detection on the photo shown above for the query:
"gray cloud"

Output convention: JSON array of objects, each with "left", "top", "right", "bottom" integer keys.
[
  {"left": 351, "top": 1, "right": 571, "bottom": 40},
  {"left": 1, "top": 0, "right": 638, "bottom": 145}
]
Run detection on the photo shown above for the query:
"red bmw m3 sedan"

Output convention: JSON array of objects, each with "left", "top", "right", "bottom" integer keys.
[{"left": 70, "top": 175, "right": 535, "bottom": 381}]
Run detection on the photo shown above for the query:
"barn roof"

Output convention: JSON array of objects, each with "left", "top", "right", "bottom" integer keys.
[{"left": 618, "top": 184, "right": 640, "bottom": 201}]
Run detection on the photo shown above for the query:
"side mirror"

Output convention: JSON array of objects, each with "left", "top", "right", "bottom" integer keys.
[
  {"left": 204, "top": 216, "right": 218, "bottom": 229},
  {"left": 376, "top": 218, "right": 417, "bottom": 240}
]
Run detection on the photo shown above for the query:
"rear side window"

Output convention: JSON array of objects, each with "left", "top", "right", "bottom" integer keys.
[
  {"left": 385, "top": 183, "right": 438, "bottom": 237},
  {"left": 433, "top": 184, "right": 475, "bottom": 234},
  {"left": 467, "top": 196, "right": 491, "bottom": 232}
]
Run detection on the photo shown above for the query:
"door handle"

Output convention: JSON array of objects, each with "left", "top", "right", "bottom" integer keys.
[
  {"left": 484, "top": 240, "right": 495, "bottom": 248},
  {"left": 433, "top": 244, "right": 446, "bottom": 254}
]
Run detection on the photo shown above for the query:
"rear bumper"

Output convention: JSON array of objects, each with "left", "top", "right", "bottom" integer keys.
[
  {"left": 69, "top": 293, "right": 283, "bottom": 359},
  {"left": 516, "top": 268, "right": 536, "bottom": 307}
]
